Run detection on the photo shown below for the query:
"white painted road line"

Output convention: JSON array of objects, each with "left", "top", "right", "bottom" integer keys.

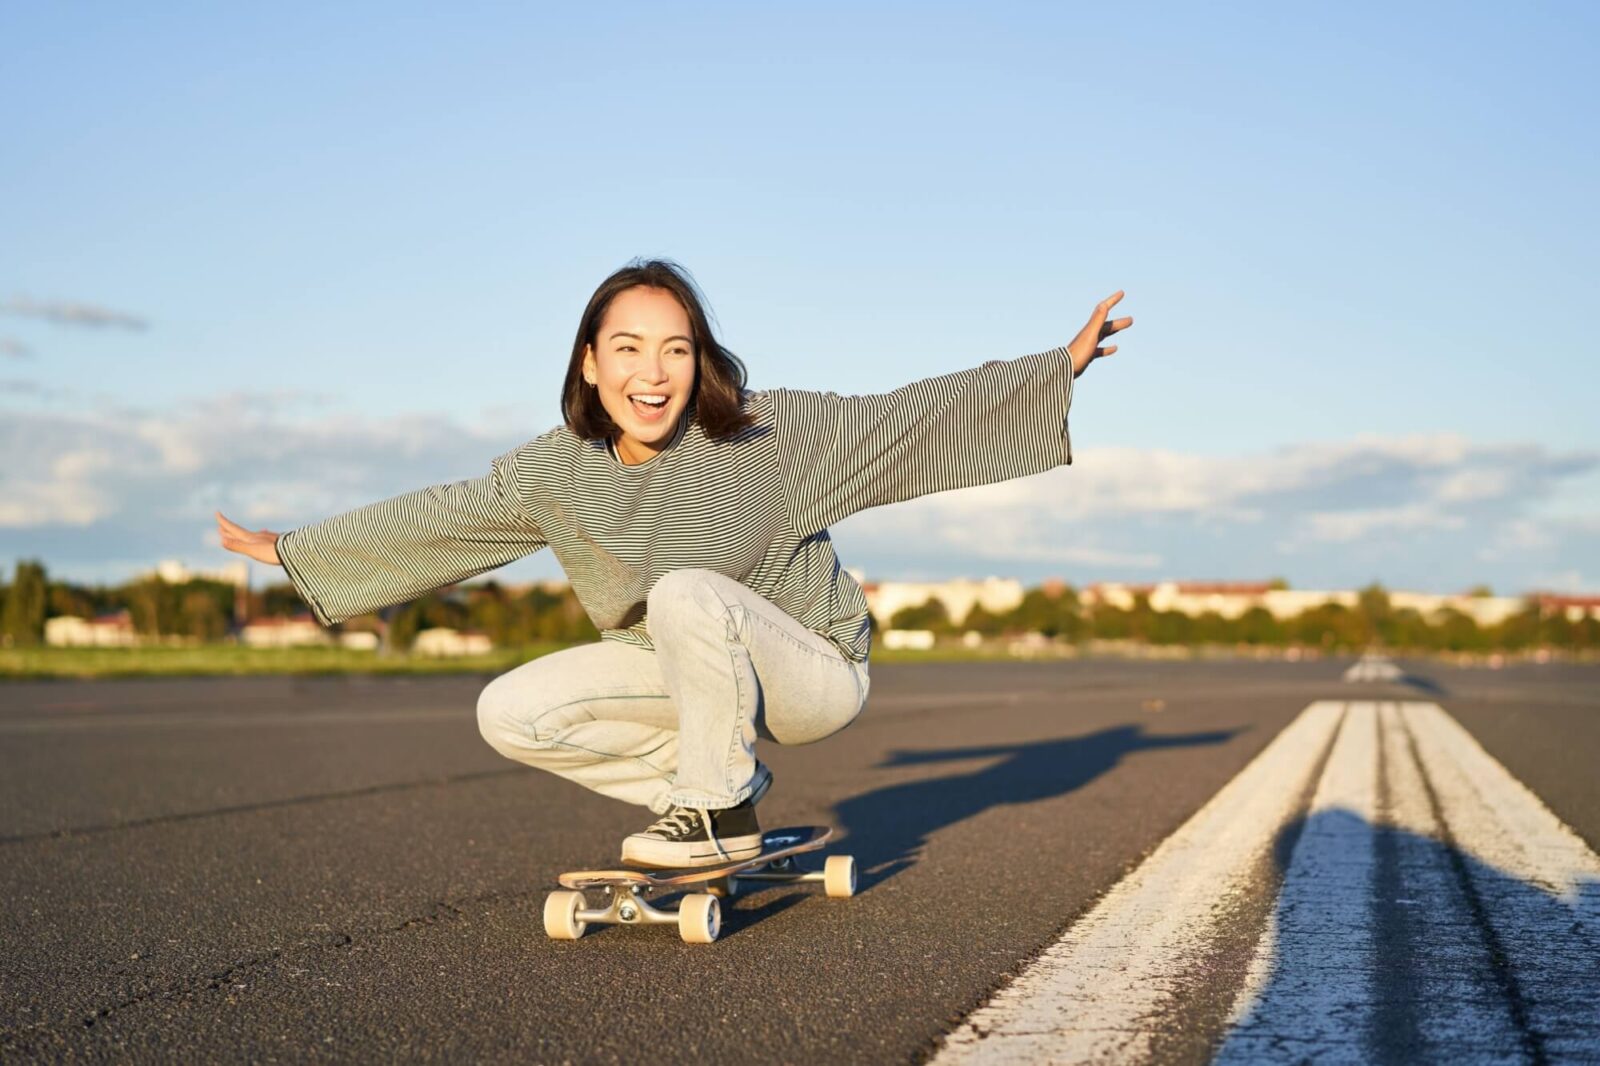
[
  {"left": 1215, "top": 702, "right": 1381, "bottom": 1064},
  {"left": 933, "top": 700, "right": 1345, "bottom": 1064},
  {"left": 931, "top": 702, "right": 1600, "bottom": 1065}
]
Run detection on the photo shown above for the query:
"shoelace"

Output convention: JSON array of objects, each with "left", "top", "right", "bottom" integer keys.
[
  {"left": 643, "top": 807, "right": 700, "bottom": 838},
  {"left": 643, "top": 806, "right": 731, "bottom": 861}
]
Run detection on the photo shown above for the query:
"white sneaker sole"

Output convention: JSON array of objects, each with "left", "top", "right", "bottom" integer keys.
[{"left": 621, "top": 832, "right": 764, "bottom": 868}]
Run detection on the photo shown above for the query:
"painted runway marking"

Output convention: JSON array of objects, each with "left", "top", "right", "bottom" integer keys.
[
  {"left": 932, "top": 701, "right": 1600, "bottom": 1065},
  {"left": 934, "top": 700, "right": 1344, "bottom": 1064}
]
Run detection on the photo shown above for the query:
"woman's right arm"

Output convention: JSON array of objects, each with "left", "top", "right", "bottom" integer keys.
[{"left": 217, "top": 450, "right": 548, "bottom": 626}]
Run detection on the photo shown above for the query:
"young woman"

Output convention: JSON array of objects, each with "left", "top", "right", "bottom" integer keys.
[{"left": 216, "top": 258, "right": 1131, "bottom": 868}]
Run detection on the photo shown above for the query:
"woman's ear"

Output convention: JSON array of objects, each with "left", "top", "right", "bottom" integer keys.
[{"left": 582, "top": 344, "right": 597, "bottom": 385}]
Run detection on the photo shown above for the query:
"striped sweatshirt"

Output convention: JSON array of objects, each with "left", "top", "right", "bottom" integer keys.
[{"left": 275, "top": 345, "right": 1076, "bottom": 663}]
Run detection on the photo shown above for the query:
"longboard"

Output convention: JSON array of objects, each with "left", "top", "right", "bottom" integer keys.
[{"left": 544, "top": 825, "right": 856, "bottom": 944}]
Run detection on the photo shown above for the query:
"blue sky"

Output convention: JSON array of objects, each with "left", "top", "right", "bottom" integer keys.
[{"left": 3, "top": 2, "right": 1596, "bottom": 595}]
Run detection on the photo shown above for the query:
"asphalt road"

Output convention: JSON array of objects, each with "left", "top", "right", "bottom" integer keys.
[{"left": 1, "top": 657, "right": 1595, "bottom": 1063}]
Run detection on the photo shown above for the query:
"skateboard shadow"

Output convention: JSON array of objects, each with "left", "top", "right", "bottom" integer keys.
[{"left": 831, "top": 723, "right": 1237, "bottom": 891}]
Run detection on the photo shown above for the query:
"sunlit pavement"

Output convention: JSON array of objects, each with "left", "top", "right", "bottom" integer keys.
[{"left": 1, "top": 659, "right": 1595, "bottom": 1063}]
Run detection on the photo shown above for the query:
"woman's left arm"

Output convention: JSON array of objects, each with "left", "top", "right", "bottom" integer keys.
[{"left": 769, "top": 292, "right": 1131, "bottom": 538}]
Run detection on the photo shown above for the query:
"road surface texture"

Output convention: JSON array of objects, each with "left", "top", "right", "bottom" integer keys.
[{"left": 1, "top": 657, "right": 1596, "bottom": 1063}]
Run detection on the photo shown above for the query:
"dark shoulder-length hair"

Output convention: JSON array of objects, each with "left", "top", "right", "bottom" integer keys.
[{"left": 561, "top": 257, "right": 756, "bottom": 442}]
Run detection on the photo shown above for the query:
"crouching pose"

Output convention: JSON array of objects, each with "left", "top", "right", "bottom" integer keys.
[{"left": 217, "top": 258, "right": 1130, "bottom": 867}]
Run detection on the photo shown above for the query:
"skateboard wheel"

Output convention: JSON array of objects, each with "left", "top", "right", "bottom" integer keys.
[
  {"left": 678, "top": 893, "right": 721, "bottom": 944},
  {"left": 544, "top": 890, "right": 587, "bottom": 940},
  {"left": 823, "top": 855, "right": 857, "bottom": 898},
  {"left": 706, "top": 875, "right": 734, "bottom": 899}
]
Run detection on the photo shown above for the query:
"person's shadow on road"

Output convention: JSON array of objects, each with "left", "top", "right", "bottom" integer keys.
[{"left": 831, "top": 723, "right": 1238, "bottom": 890}]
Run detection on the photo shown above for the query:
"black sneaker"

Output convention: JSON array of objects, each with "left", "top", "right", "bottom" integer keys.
[{"left": 621, "top": 797, "right": 764, "bottom": 868}]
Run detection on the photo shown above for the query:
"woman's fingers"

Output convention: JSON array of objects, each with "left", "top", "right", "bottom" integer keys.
[
  {"left": 1067, "top": 291, "right": 1131, "bottom": 377},
  {"left": 214, "top": 510, "right": 282, "bottom": 565},
  {"left": 217, "top": 510, "right": 275, "bottom": 541}
]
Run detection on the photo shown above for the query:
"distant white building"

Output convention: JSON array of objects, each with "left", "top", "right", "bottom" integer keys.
[
  {"left": 45, "top": 611, "right": 140, "bottom": 647},
  {"left": 150, "top": 559, "right": 250, "bottom": 588},
  {"left": 1389, "top": 591, "right": 1526, "bottom": 628},
  {"left": 1083, "top": 581, "right": 1307, "bottom": 618},
  {"left": 882, "top": 629, "right": 935, "bottom": 650},
  {"left": 1080, "top": 581, "right": 1526, "bottom": 628},
  {"left": 412, "top": 628, "right": 493, "bottom": 657},
  {"left": 240, "top": 614, "right": 329, "bottom": 648}
]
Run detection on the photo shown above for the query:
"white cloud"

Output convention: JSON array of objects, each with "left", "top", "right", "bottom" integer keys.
[
  {"left": 1530, "top": 569, "right": 1589, "bottom": 593},
  {"left": 1432, "top": 468, "right": 1513, "bottom": 503},
  {"left": 0, "top": 395, "right": 522, "bottom": 544},
  {"left": 831, "top": 432, "right": 1598, "bottom": 591},
  {"left": 0, "top": 296, "right": 148, "bottom": 330},
  {"left": 1298, "top": 504, "right": 1467, "bottom": 543},
  {"left": 134, "top": 421, "right": 206, "bottom": 474},
  {"left": 0, "top": 481, "right": 112, "bottom": 526}
]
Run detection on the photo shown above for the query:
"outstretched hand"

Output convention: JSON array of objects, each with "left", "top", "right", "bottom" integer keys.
[
  {"left": 1067, "top": 291, "right": 1133, "bottom": 378},
  {"left": 215, "top": 511, "right": 283, "bottom": 567}
]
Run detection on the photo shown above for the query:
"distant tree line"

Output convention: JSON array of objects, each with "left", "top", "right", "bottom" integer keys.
[
  {"left": 4, "top": 562, "right": 1595, "bottom": 654},
  {"left": 880, "top": 582, "right": 1599, "bottom": 654},
  {"left": 0, "top": 560, "right": 597, "bottom": 649},
  {"left": 379, "top": 580, "right": 599, "bottom": 649}
]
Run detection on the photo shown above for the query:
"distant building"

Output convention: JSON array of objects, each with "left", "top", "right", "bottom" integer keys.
[
  {"left": 1080, "top": 581, "right": 1534, "bottom": 628},
  {"left": 1082, "top": 581, "right": 1299, "bottom": 618},
  {"left": 45, "top": 611, "right": 140, "bottom": 647},
  {"left": 412, "top": 628, "right": 493, "bottom": 657},
  {"left": 149, "top": 559, "right": 250, "bottom": 588},
  {"left": 240, "top": 613, "right": 329, "bottom": 648},
  {"left": 1389, "top": 590, "right": 1526, "bottom": 628},
  {"left": 882, "top": 629, "right": 935, "bottom": 650},
  {"left": 1532, "top": 594, "right": 1600, "bottom": 623}
]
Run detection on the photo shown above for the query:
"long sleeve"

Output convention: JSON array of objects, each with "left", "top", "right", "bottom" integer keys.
[
  {"left": 275, "top": 449, "right": 547, "bottom": 626},
  {"left": 769, "top": 345, "right": 1075, "bottom": 538}
]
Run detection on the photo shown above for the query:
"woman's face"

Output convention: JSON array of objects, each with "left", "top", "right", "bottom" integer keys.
[{"left": 582, "top": 286, "right": 697, "bottom": 465}]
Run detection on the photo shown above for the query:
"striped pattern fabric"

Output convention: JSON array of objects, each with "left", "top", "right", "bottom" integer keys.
[{"left": 275, "top": 346, "right": 1076, "bottom": 663}]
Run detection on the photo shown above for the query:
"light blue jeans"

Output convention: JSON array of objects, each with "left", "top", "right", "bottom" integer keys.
[{"left": 476, "top": 568, "right": 871, "bottom": 814}]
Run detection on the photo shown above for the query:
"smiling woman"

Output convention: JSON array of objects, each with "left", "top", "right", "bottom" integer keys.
[
  {"left": 561, "top": 264, "right": 755, "bottom": 465},
  {"left": 560, "top": 260, "right": 758, "bottom": 460},
  {"left": 215, "top": 256, "right": 1130, "bottom": 869}
]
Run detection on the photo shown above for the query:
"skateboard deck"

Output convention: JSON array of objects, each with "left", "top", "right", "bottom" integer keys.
[{"left": 544, "top": 825, "right": 855, "bottom": 944}]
